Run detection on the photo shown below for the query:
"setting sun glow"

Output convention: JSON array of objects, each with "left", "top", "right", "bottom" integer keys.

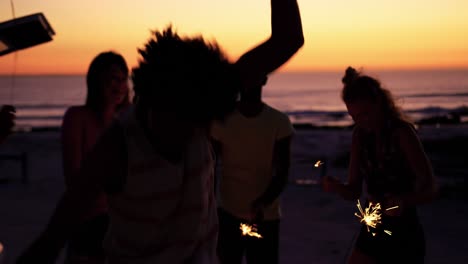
[{"left": 1, "top": 0, "right": 467, "bottom": 74}]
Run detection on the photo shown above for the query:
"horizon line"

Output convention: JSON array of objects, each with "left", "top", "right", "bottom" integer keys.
[{"left": 1, "top": 66, "right": 468, "bottom": 76}]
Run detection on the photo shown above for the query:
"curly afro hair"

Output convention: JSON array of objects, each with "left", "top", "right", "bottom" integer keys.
[{"left": 132, "top": 26, "right": 240, "bottom": 124}]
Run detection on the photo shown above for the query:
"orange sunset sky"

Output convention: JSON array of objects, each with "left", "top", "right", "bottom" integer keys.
[{"left": 1, "top": 0, "right": 468, "bottom": 75}]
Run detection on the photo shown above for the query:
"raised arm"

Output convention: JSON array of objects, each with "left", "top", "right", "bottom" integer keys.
[{"left": 235, "top": 0, "right": 304, "bottom": 86}]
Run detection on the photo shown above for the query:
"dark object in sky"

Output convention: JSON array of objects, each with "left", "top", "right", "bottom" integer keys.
[{"left": 0, "top": 12, "right": 55, "bottom": 57}]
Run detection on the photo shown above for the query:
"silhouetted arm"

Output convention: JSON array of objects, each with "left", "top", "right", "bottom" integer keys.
[
  {"left": 235, "top": 0, "right": 304, "bottom": 87},
  {"left": 61, "top": 107, "right": 85, "bottom": 189},
  {"left": 16, "top": 123, "right": 127, "bottom": 264},
  {"left": 323, "top": 128, "right": 363, "bottom": 200},
  {"left": 253, "top": 136, "right": 292, "bottom": 209},
  {"left": 396, "top": 125, "right": 438, "bottom": 207}
]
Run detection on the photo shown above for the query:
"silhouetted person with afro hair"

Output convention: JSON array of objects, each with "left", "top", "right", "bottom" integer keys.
[{"left": 16, "top": 0, "right": 303, "bottom": 262}]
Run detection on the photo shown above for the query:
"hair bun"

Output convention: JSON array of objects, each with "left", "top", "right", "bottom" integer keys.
[{"left": 342, "top": 66, "right": 359, "bottom": 85}]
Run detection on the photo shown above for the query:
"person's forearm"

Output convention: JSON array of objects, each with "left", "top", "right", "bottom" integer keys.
[
  {"left": 235, "top": 0, "right": 304, "bottom": 76},
  {"left": 271, "top": 0, "right": 304, "bottom": 48},
  {"left": 42, "top": 193, "right": 81, "bottom": 244},
  {"left": 333, "top": 183, "right": 361, "bottom": 201},
  {"left": 21, "top": 192, "right": 80, "bottom": 262},
  {"left": 38, "top": 187, "right": 99, "bottom": 253},
  {"left": 257, "top": 171, "right": 288, "bottom": 206}
]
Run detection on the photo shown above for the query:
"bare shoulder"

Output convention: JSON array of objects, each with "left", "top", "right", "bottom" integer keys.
[
  {"left": 63, "top": 105, "right": 90, "bottom": 120},
  {"left": 393, "top": 122, "right": 419, "bottom": 143},
  {"left": 63, "top": 106, "right": 98, "bottom": 127}
]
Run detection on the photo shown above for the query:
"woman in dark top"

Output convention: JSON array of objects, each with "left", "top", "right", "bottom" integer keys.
[
  {"left": 61, "top": 51, "right": 130, "bottom": 264},
  {"left": 323, "top": 67, "right": 438, "bottom": 264}
]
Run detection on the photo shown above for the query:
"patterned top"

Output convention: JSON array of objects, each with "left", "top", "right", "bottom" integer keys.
[
  {"left": 103, "top": 107, "right": 219, "bottom": 264},
  {"left": 357, "top": 120, "right": 416, "bottom": 202}
]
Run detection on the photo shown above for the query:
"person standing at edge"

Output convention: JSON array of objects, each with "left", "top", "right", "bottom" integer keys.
[
  {"left": 61, "top": 51, "right": 130, "bottom": 264},
  {"left": 322, "top": 67, "right": 438, "bottom": 264}
]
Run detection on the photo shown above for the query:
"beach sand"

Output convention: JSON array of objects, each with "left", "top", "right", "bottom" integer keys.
[{"left": 0, "top": 124, "right": 467, "bottom": 264}]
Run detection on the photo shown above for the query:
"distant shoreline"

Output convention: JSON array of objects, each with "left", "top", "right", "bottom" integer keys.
[
  {"left": 10, "top": 119, "right": 468, "bottom": 134},
  {"left": 1, "top": 67, "right": 468, "bottom": 76}
]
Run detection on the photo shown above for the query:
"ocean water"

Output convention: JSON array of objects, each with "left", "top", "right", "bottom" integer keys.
[{"left": 0, "top": 69, "right": 467, "bottom": 130}]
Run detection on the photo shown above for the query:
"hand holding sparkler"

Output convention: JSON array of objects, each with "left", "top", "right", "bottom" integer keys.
[
  {"left": 249, "top": 198, "right": 265, "bottom": 223},
  {"left": 240, "top": 223, "right": 263, "bottom": 239},
  {"left": 237, "top": 199, "right": 266, "bottom": 239},
  {"left": 354, "top": 199, "right": 399, "bottom": 236}
]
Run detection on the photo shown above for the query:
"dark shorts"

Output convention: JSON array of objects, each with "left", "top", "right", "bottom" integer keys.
[
  {"left": 355, "top": 209, "right": 425, "bottom": 263},
  {"left": 67, "top": 214, "right": 109, "bottom": 257}
]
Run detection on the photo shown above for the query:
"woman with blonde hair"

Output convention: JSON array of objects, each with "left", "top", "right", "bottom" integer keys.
[{"left": 323, "top": 67, "right": 438, "bottom": 263}]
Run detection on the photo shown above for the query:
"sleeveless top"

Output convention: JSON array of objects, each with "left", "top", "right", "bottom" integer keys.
[
  {"left": 103, "top": 107, "right": 219, "bottom": 264},
  {"left": 358, "top": 120, "right": 416, "bottom": 202}
]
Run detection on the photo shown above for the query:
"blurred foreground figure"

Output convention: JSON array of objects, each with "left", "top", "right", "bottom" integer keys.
[{"left": 16, "top": 0, "right": 303, "bottom": 262}]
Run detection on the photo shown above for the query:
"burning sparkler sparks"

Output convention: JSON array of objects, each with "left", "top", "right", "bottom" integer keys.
[
  {"left": 314, "top": 160, "right": 324, "bottom": 167},
  {"left": 240, "top": 223, "right": 262, "bottom": 238},
  {"left": 354, "top": 200, "right": 398, "bottom": 236}
]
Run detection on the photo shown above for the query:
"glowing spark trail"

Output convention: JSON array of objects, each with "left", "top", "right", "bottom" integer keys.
[
  {"left": 240, "top": 223, "right": 262, "bottom": 238},
  {"left": 314, "top": 160, "right": 324, "bottom": 167},
  {"left": 385, "top": 206, "right": 399, "bottom": 211}
]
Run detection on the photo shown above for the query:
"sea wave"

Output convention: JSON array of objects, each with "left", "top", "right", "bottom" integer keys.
[{"left": 10, "top": 104, "right": 468, "bottom": 130}]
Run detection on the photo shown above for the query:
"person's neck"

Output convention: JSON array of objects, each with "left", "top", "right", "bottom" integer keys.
[
  {"left": 153, "top": 135, "right": 185, "bottom": 164},
  {"left": 237, "top": 101, "right": 264, "bottom": 118},
  {"left": 137, "top": 114, "right": 186, "bottom": 164},
  {"left": 104, "top": 107, "right": 115, "bottom": 121},
  {"left": 95, "top": 105, "right": 118, "bottom": 126}
]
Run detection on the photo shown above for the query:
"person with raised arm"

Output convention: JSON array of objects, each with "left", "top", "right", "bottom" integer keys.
[
  {"left": 15, "top": 0, "right": 303, "bottom": 262},
  {"left": 212, "top": 0, "right": 303, "bottom": 262}
]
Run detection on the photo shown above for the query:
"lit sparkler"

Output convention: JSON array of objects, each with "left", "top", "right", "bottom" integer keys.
[
  {"left": 240, "top": 223, "right": 262, "bottom": 238},
  {"left": 354, "top": 200, "right": 398, "bottom": 236},
  {"left": 314, "top": 160, "right": 324, "bottom": 168}
]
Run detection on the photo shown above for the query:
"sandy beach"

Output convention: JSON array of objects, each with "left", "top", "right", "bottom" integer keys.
[{"left": 0, "top": 124, "right": 467, "bottom": 264}]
